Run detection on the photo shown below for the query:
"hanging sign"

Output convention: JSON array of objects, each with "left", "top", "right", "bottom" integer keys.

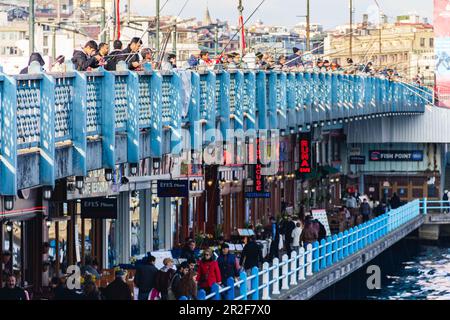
[{"left": 299, "top": 133, "right": 312, "bottom": 175}]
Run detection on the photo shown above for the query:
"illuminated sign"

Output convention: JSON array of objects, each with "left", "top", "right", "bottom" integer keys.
[
  {"left": 247, "top": 136, "right": 270, "bottom": 198},
  {"left": 299, "top": 133, "right": 312, "bottom": 175},
  {"left": 369, "top": 150, "right": 424, "bottom": 162},
  {"left": 255, "top": 137, "right": 265, "bottom": 192}
]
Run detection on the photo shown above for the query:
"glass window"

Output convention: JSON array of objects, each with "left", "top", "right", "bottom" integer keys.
[
  {"left": 152, "top": 198, "right": 165, "bottom": 250},
  {"left": 130, "top": 191, "right": 142, "bottom": 257},
  {"left": 106, "top": 219, "right": 117, "bottom": 268}
]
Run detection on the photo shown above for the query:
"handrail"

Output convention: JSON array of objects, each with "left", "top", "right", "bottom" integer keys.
[{"left": 180, "top": 199, "right": 423, "bottom": 301}]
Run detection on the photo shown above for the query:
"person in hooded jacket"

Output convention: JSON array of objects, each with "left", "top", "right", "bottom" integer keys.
[
  {"left": 20, "top": 52, "right": 45, "bottom": 74},
  {"left": 196, "top": 249, "right": 221, "bottom": 294}
]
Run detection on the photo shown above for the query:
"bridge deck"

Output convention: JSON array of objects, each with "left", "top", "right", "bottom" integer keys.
[{"left": 277, "top": 214, "right": 424, "bottom": 300}]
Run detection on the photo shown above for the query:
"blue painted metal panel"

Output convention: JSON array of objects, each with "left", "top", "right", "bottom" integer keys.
[
  {"left": 188, "top": 72, "right": 200, "bottom": 153},
  {"left": 162, "top": 73, "right": 182, "bottom": 154},
  {"left": 243, "top": 71, "right": 256, "bottom": 131},
  {"left": 230, "top": 71, "right": 244, "bottom": 131},
  {"left": 267, "top": 72, "right": 277, "bottom": 129},
  {"left": 0, "top": 74, "right": 17, "bottom": 195},
  {"left": 72, "top": 72, "right": 87, "bottom": 176},
  {"left": 286, "top": 73, "right": 297, "bottom": 130},
  {"left": 276, "top": 73, "right": 287, "bottom": 131},
  {"left": 216, "top": 71, "right": 230, "bottom": 142},
  {"left": 126, "top": 72, "right": 140, "bottom": 164},
  {"left": 255, "top": 71, "right": 267, "bottom": 130},
  {"left": 199, "top": 72, "right": 216, "bottom": 144},
  {"left": 151, "top": 73, "right": 162, "bottom": 157},
  {"left": 303, "top": 73, "right": 313, "bottom": 125},
  {"left": 101, "top": 71, "right": 116, "bottom": 169},
  {"left": 40, "top": 74, "right": 56, "bottom": 187}
]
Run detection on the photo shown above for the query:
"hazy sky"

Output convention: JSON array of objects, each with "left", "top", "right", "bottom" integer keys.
[{"left": 129, "top": 0, "right": 433, "bottom": 30}]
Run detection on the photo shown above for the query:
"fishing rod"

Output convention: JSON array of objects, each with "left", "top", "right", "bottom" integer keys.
[{"left": 219, "top": 0, "right": 267, "bottom": 56}]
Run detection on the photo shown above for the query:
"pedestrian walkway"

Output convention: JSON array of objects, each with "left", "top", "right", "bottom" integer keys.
[{"left": 180, "top": 200, "right": 423, "bottom": 300}]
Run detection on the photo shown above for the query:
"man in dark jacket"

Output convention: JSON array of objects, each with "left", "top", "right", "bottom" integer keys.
[
  {"left": 217, "top": 243, "right": 239, "bottom": 282},
  {"left": 359, "top": 198, "right": 372, "bottom": 223},
  {"left": 105, "top": 40, "right": 123, "bottom": 71},
  {"left": 134, "top": 255, "right": 158, "bottom": 300},
  {"left": 71, "top": 40, "right": 102, "bottom": 71},
  {"left": 0, "top": 274, "right": 27, "bottom": 300},
  {"left": 180, "top": 240, "right": 197, "bottom": 261},
  {"left": 268, "top": 216, "right": 280, "bottom": 260},
  {"left": 102, "top": 270, "right": 132, "bottom": 300},
  {"left": 390, "top": 192, "right": 401, "bottom": 209},
  {"left": 120, "top": 37, "right": 143, "bottom": 70},
  {"left": 240, "top": 236, "right": 263, "bottom": 271}
]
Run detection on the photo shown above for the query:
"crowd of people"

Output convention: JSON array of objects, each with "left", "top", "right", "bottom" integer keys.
[
  {"left": 0, "top": 189, "right": 406, "bottom": 301},
  {"left": 17, "top": 38, "right": 413, "bottom": 84}
]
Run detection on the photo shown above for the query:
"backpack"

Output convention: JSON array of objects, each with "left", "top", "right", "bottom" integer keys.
[{"left": 167, "top": 274, "right": 178, "bottom": 300}]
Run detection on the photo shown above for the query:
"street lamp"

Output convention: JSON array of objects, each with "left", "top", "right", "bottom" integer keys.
[
  {"left": 104, "top": 168, "right": 113, "bottom": 182},
  {"left": 3, "top": 196, "right": 14, "bottom": 211},
  {"left": 75, "top": 176, "right": 84, "bottom": 190},
  {"left": 130, "top": 163, "right": 138, "bottom": 176},
  {"left": 6, "top": 221, "right": 13, "bottom": 233},
  {"left": 43, "top": 187, "right": 52, "bottom": 200}
]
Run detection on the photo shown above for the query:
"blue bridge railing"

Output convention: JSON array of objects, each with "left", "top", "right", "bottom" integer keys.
[
  {"left": 181, "top": 199, "right": 422, "bottom": 300},
  {"left": 0, "top": 65, "right": 430, "bottom": 194}
]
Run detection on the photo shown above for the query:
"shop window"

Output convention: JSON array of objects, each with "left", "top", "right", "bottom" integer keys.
[
  {"left": 106, "top": 219, "right": 117, "bottom": 268},
  {"left": 412, "top": 188, "right": 423, "bottom": 198},
  {"left": 130, "top": 192, "right": 143, "bottom": 257},
  {"left": 427, "top": 184, "right": 438, "bottom": 198}
]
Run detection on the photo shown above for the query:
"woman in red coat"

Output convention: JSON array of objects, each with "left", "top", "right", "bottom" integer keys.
[{"left": 196, "top": 248, "right": 222, "bottom": 293}]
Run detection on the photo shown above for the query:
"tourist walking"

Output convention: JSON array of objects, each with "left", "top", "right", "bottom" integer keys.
[
  {"left": 196, "top": 249, "right": 221, "bottom": 294},
  {"left": 134, "top": 255, "right": 158, "bottom": 300}
]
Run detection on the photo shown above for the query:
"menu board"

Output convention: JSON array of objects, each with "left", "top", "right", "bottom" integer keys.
[{"left": 311, "top": 209, "right": 331, "bottom": 236}]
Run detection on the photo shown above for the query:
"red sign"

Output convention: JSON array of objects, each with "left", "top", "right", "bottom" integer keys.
[
  {"left": 299, "top": 133, "right": 312, "bottom": 175},
  {"left": 435, "top": 0, "right": 450, "bottom": 107},
  {"left": 254, "top": 137, "right": 265, "bottom": 192}
]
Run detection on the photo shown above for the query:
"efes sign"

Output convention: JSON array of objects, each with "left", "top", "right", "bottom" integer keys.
[
  {"left": 299, "top": 133, "right": 312, "bottom": 175},
  {"left": 81, "top": 198, "right": 117, "bottom": 219},
  {"left": 157, "top": 180, "right": 189, "bottom": 198},
  {"left": 369, "top": 150, "right": 424, "bottom": 162}
]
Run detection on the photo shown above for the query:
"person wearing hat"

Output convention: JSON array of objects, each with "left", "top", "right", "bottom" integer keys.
[
  {"left": 20, "top": 52, "right": 46, "bottom": 74},
  {"left": 134, "top": 255, "right": 158, "bottom": 300},
  {"left": 154, "top": 258, "right": 176, "bottom": 300},
  {"left": 102, "top": 269, "right": 132, "bottom": 300},
  {"left": 217, "top": 243, "right": 240, "bottom": 286}
]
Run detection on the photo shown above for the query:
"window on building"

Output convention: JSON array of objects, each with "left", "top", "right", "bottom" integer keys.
[
  {"left": 43, "top": 36, "right": 48, "bottom": 46},
  {"left": 420, "top": 38, "right": 425, "bottom": 47},
  {"left": 43, "top": 48, "right": 49, "bottom": 56},
  {"left": 429, "top": 38, "right": 434, "bottom": 47}
]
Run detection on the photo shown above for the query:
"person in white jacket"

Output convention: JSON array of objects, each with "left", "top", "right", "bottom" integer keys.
[{"left": 291, "top": 222, "right": 303, "bottom": 254}]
